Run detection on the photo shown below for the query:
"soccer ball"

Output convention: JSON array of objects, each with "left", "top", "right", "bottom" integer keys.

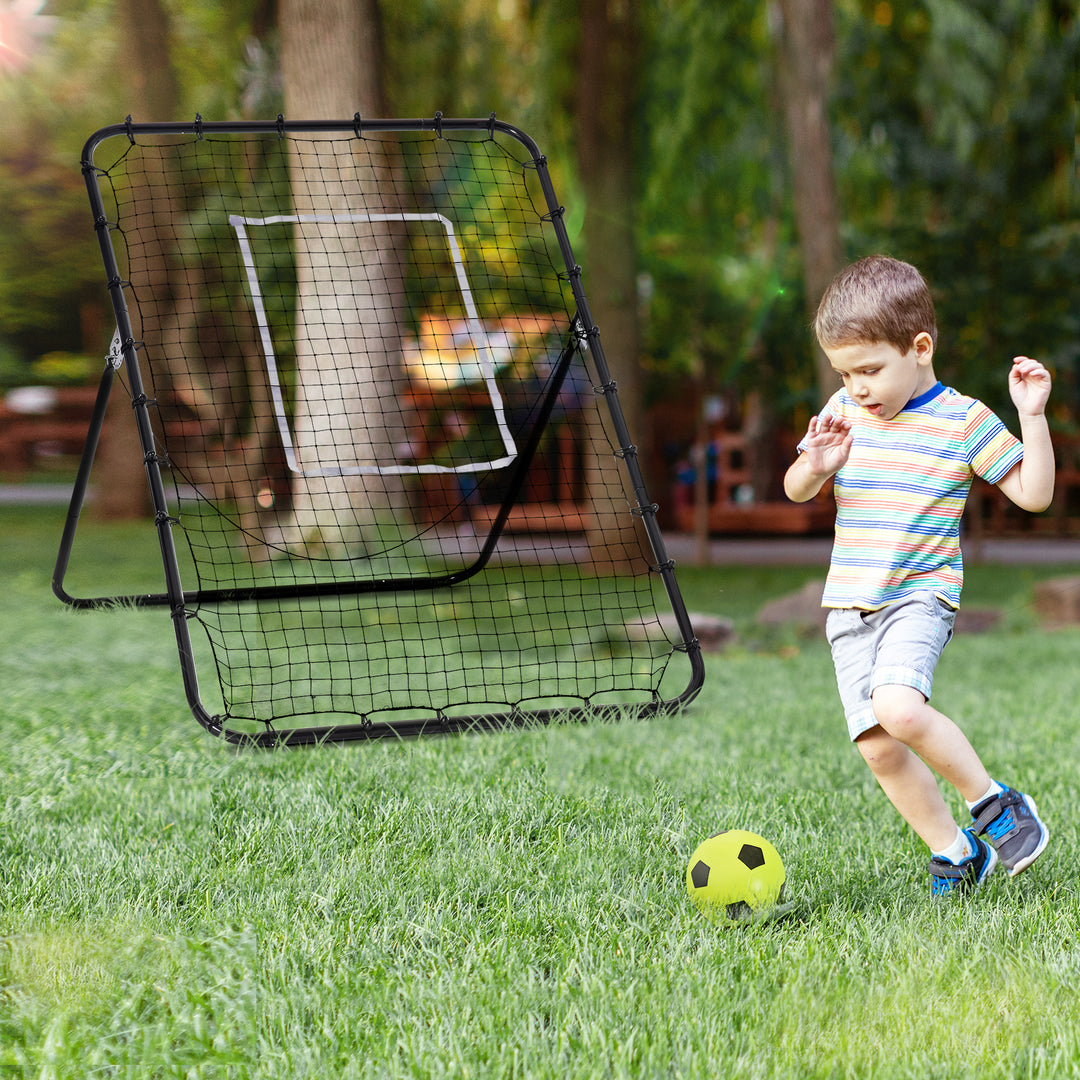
[{"left": 686, "top": 829, "right": 785, "bottom": 922}]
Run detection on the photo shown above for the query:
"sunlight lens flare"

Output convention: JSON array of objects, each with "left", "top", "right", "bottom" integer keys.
[{"left": 0, "top": 0, "right": 55, "bottom": 75}]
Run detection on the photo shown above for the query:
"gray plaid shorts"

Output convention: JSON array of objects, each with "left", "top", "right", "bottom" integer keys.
[{"left": 825, "top": 591, "right": 956, "bottom": 741}]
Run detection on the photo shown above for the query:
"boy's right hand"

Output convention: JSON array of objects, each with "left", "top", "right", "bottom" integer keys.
[{"left": 803, "top": 413, "right": 854, "bottom": 478}]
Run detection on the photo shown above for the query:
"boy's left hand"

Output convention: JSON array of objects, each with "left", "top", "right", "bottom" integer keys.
[{"left": 1009, "top": 356, "right": 1051, "bottom": 417}]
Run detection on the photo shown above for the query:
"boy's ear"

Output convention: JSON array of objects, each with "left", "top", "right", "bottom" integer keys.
[{"left": 913, "top": 332, "right": 935, "bottom": 364}]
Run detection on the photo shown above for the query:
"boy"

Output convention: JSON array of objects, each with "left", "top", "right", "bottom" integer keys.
[{"left": 784, "top": 255, "right": 1053, "bottom": 896}]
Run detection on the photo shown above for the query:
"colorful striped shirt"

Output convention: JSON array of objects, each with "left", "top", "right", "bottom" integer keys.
[{"left": 799, "top": 381, "right": 1023, "bottom": 611}]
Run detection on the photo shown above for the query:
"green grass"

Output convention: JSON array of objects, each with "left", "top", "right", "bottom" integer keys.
[{"left": 3, "top": 505, "right": 1080, "bottom": 1078}]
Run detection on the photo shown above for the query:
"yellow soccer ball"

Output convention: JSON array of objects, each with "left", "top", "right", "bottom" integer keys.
[{"left": 686, "top": 829, "right": 786, "bottom": 922}]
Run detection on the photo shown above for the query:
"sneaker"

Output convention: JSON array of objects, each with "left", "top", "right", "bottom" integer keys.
[
  {"left": 970, "top": 783, "right": 1049, "bottom": 876},
  {"left": 929, "top": 828, "right": 998, "bottom": 897}
]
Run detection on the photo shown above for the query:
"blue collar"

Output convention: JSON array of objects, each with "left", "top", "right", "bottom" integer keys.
[{"left": 905, "top": 381, "right": 944, "bottom": 410}]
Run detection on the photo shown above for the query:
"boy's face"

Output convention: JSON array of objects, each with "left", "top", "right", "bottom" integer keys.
[{"left": 824, "top": 333, "right": 936, "bottom": 421}]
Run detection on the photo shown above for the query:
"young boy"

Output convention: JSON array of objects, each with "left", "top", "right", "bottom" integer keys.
[{"left": 784, "top": 255, "right": 1053, "bottom": 896}]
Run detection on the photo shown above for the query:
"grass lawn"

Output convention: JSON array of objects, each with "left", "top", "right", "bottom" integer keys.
[{"left": 2, "top": 504, "right": 1080, "bottom": 1078}]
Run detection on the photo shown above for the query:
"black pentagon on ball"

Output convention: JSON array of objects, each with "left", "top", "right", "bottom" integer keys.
[
  {"left": 738, "top": 843, "right": 766, "bottom": 870},
  {"left": 690, "top": 860, "right": 711, "bottom": 889}
]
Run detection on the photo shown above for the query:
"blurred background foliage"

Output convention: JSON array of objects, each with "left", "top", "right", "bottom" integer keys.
[{"left": 0, "top": 0, "right": 1076, "bottom": 438}]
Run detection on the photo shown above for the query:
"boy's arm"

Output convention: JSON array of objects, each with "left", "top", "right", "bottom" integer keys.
[
  {"left": 995, "top": 356, "right": 1054, "bottom": 513},
  {"left": 784, "top": 414, "right": 853, "bottom": 504}
]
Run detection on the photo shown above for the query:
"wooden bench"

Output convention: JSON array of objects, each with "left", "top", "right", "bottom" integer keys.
[{"left": 0, "top": 386, "right": 98, "bottom": 476}]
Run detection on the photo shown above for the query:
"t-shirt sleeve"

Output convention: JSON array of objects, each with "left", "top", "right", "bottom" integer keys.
[{"left": 965, "top": 400, "right": 1023, "bottom": 483}]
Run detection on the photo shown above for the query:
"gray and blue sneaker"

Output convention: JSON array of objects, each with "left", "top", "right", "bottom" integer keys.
[
  {"left": 929, "top": 828, "right": 998, "bottom": 897},
  {"left": 970, "top": 783, "right": 1049, "bottom": 876}
]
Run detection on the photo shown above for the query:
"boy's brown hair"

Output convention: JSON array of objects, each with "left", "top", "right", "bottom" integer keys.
[{"left": 814, "top": 255, "right": 938, "bottom": 352}]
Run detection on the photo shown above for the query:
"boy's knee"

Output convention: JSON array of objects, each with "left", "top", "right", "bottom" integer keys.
[
  {"left": 870, "top": 684, "right": 929, "bottom": 737},
  {"left": 855, "top": 727, "right": 906, "bottom": 774}
]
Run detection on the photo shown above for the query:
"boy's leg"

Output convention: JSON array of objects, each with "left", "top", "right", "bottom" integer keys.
[
  {"left": 829, "top": 598, "right": 997, "bottom": 864},
  {"left": 855, "top": 723, "right": 960, "bottom": 851},
  {"left": 870, "top": 683, "right": 992, "bottom": 804},
  {"left": 871, "top": 684, "right": 1049, "bottom": 876}
]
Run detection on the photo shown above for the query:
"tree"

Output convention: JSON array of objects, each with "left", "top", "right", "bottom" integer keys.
[
  {"left": 574, "top": 0, "right": 643, "bottom": 446},
  {"left": 96, "top": 0, "right": 271, "bottom": 525},
  {"left": 277, "top": 0, "right": 410, "bottom": 557},
  {"left": 574, "top": 0, "right": 645, "bottom": 572},
  {"left": 772, "top": 0, "right": 843, "bottom": 400},
  {"left": 92, "top": 0, "right": 183, "bottom": 520}
]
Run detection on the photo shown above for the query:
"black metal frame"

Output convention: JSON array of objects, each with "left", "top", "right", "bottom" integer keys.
[{"left": 54, "top": 115, "right": 705, "bottom": 746}]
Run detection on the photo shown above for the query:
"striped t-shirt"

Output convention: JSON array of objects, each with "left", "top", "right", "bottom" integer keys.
[{"left": 799, "top": 381, "right": 1023, "bottom": 611}]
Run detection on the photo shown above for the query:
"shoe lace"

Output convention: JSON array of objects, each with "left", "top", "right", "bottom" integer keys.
[
  {"left": 985, "top": 807, "right": 1015, "bottom": 842},
  {"left": 931, "top": 875, "right": 953, "bottom": 895}
]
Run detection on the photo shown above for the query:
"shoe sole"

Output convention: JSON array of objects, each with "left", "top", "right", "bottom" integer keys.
[
  {"left": 1005, "top": 795, "right": 1049, "bottom": 877},
  {"left": 979, "top": 841, "right": 1000, "bottom": 885}
]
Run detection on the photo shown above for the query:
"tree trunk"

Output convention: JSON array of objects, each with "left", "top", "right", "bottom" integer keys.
[
  {"left": 93, "top": 0, "right": 181, "bottom": 520},
  {"left": 277, "top": 0, "right": 409, "bottom": 557},
  {"left": 575, "top": 0, "right": 642, "bottom": 574},
  {"left": 773, "top": 0, "right": 843, "bottom": 399}
]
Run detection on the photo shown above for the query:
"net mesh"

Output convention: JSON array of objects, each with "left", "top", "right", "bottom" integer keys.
[{"left": 86, "top": 125, "right": 696, "bottom": 736}]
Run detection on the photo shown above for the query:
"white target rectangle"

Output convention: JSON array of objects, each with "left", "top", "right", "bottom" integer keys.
[{"left": 230, "top": 211, "right": 518, "bottom": 478}]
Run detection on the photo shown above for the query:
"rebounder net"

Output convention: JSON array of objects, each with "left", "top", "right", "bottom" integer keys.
[{"left": 58, "top": 116, "right": 703, "bottom": 745}]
